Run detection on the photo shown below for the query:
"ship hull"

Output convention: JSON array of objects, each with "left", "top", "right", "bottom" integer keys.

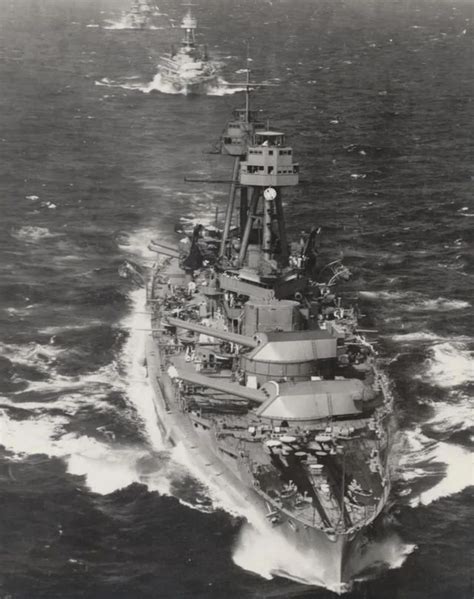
[
  {"left": 270, "top": 518, "right": 368, "bottom": 588},
  {"left": 159, "top": 70, "right": 218, "bottom": 95},
  {"left": 144, "top": 333, "right": 382, "bottom": 588}
]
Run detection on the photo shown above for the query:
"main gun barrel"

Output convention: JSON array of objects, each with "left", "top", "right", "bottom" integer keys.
[
  {"left": 168, "top": 366, "right": 265, "bottom": 404},
  {"left": 165, "top": 317, "right": 259, "bottom": 348}
]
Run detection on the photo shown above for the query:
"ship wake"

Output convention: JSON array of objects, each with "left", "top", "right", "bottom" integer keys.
[
  {"left": 102, "top": 15, "right": 163, "bottom": 30},
  {"left": 396, "top": 427, "right": 472, "bottom": 508},
  {"left": 95, "top": 74, "right": 245, "bottom": 96},
  {"left": 0, "top": 226, "right": 175, "bottom": 498},
  {"left": 391, "top": 331, "right": 473, "bottom": 507},
  {"left": 0, "top": 283, "right": 209, "bottom": 503},
  {"left": 421, "top": 341, "right": 474, "bottom": 389}
]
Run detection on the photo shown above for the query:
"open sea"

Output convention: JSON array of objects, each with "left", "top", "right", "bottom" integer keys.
[{"left": 0, "top": 0, "right": 472, "bottom": 597}]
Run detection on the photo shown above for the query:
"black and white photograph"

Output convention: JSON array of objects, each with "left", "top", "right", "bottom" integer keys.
[{"left": 0, "top": 0, "right": 472, "bottom": 597}]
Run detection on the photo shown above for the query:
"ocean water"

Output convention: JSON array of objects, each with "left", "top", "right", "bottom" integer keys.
[{"left": 0, "top": 0, "right": 472, "bottom": 597}]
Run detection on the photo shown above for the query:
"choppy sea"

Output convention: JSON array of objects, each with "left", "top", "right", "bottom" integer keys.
[{"left": 0, "top": 0, "right": 472, "bottom": 597}]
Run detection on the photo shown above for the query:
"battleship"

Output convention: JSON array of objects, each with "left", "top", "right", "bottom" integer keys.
[
  {"left": 131, "top": 79, "right": 394, "bottom": 587},
  {"left": 158, "top": 4, "right": 218, "bottom": 95},
  {"left": 126, "top": 0, "right": 155, "bottom": 30}
]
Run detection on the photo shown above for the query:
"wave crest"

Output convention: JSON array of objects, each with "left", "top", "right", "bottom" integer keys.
[
  {"left": 95, "top": 74, "right": 245, "bottom": 96},
  {"left": 396, "top": 428, "right": 472, "bottom": 507},
  {"left": 11, "top": 226, "right": 59, "bottom": 243},
  {"left": 423, "top": 342, "right": 474, "bottom": 388}
]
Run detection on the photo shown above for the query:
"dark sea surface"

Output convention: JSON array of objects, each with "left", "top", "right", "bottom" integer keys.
[{"left": 0, "top": 0, "right": 472, "bottom": 597}]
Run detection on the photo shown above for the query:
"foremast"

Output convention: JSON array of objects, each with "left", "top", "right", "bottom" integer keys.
[
  {"left": 237, "top": 129, "right": 299, "bottom": 268},
  {"left": 180, "top": 4, "right": 198, "bottom": 51},
  {"left": 219, "top": 69, "right": 299, "bottom": 270}
]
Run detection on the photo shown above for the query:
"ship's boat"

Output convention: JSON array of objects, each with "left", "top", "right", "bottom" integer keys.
[
  {"left": 141, "top": 79, "right": 393, "bottom": 586},
  {"left": 158, "top": 5, "right": 218, "bottom": 94}
]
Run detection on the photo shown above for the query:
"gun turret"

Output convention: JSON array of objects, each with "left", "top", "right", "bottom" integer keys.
[
  {"left": 166, "top": 316, "right": 340, "bottom": 384},
  {"left": 168, "top": 365, "right": 370, "bottom": 418}
]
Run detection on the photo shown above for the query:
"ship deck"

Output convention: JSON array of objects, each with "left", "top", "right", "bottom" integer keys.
[{"left": 147, "top": 256, "right": 391, "bottom": 536}]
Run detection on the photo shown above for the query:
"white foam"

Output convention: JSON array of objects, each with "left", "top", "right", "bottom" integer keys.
[
  {"left": 353, "top": 533, "right": 416, "bottom": 576},
  {"left": 0, "top": 341, "right": 128, "bottom": 399},
  {"left": 361, "top": 290, "right": 470, "bottom": 312},
  {"left": 144, "top": 72, "right": 178, "bottom": 95},
  {"left": 397, "top": 428, "right": 473, "bottom": 507},
  {"left": 39, "top": 322, "right": 104, "bottom": 335},
  {"left": 11, "top": 225, "right": 60, "bottom": 243},
  {"left": 0, "top": 256, "right": 169, "bottom": 498},
  {"left": 0, "top": 409, "right": 152, "bottom": 494},
  {"left": 0, "top": 391, "right": 108, "bottom": 414},
  {"left": 95, "top": 74, "right": 244, "bottom": 97},
  {"left": 407, "top": 297, "right": 470, "bottom": 311},
  {"left": 95, "top": 74, "right": 174, "bottom": 94},
  {"left": 143, "top": 73, "right": 239, "bottom": 96},
  {"left": 233, "top": 523, "right": 328, "bottom": 587},
  {"left": 391, "top": 331, "right": 472, "bottom": 346},
  {"left": 102, "top": 15, "right": 162, "bottom": 30},
  {"left": 0, "top": 364, "right": 146, "bottom": 499},
  {"left": 116, "top": 227, "right": 158, "bottom": 261},
  {"left": 95, "top": 77, "right": 135, "bottom": 90},
  {"left": 423, "top": 342, "right": 474, "bottom": 388},
  {"left": 0, "top": 340, "right": 61, "bottom": 374},
  {"left": 391, "top": 331, "right": 441, "bottom": 343},
  {"left": 427, "top": 394, "right": 474, "bottom": 434},
  {"left": 359, "top": 290, "right": 409, "bottom": 301},
  {"left": 102, "top": 20, "right": 130, "bottom": 30},
  {"left": 232, "top": 511, "right": 415, "bottom": 592},
  {"left": 206, "top": 77, "right": 247, "bottom": 96},
  {"left": 0, "top": 411, "right": 67, "bottom": 457},
  {"left": 118, "top": 288, "right": 164, "bottom": 450},
  {"left": 4, "top": 306, "right": 36, "bottom": 317}
]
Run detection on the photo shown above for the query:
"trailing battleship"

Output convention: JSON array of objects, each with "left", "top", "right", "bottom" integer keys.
[
  {"left": 158, "top": 4, "right": 218, "bottom": 95},
  {"left": 126, "top": 0, "right": 155, "bottom": 29},
  {"left": 131, "top": 76, "right": 393, "bottom": 587}
]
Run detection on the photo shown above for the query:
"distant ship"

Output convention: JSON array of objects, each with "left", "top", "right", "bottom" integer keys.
[
  {"left": 123, "top": 74, "right": 394, "bottom": 589},
  {"left": 158, "top": 4, "right": 218, "bottom": 95},
  {"left": 127, "top": 0, "right": 155, "bottom": 29}
]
